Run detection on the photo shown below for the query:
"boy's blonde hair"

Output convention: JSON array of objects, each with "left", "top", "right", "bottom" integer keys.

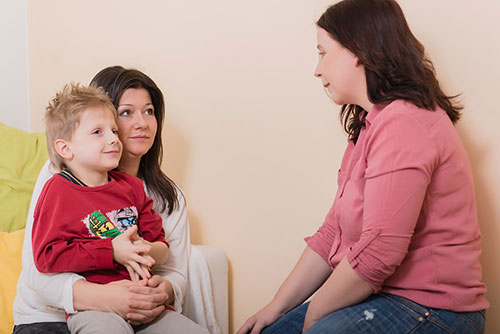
[{"left": 45, "top": 83, "right": 116, "bottom": 171}]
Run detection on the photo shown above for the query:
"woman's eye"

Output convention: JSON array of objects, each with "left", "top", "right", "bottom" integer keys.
[
  {"left": 318, "top": 51, "right": 326, "bottom": 57},
  {"left": 145, "top": 108, "right": 154, "bottom": 116},
  {"left": 119, "top": 110, "right": 130, "bottom": 117}
]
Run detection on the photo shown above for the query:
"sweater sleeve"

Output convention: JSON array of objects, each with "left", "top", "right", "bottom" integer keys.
[
  {"left": 32, "top": 177, "right": 114, "bottom": 274},
  {"left": 346, "top": 113, "right": 438, "bottom": 292},
  {"left": 136, "top": 184, "right": 167, "bottom": 246},
  {"left": 15, "top": 160, "right": 84, "bottom": 316},
  {"left": 149, "top": 187, "right": 189, "bottom": 312}
]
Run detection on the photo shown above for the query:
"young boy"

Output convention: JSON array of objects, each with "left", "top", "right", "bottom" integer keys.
[{"left": 31, "top": 83, "right": 170, "bottom": 332}]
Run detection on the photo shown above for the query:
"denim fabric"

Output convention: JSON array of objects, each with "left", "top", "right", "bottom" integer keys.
[
  {"left": 262, "top": 294, "right": 486, "bottom": 334},
  {"left": 13, "top": 322, "right": 70, "bottom": 334}
]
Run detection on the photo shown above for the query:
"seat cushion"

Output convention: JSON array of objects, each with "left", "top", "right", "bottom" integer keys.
[{"left": 0, "top": 229, "right": 24, "bottom": 333}]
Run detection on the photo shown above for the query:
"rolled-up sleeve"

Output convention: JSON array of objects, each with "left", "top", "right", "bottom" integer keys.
[
  {"left": 346, "top": 112, "right": 437, "bottom": 292},
  {"left": 305, "top": 204, "right": 338, "bottom": 265}
]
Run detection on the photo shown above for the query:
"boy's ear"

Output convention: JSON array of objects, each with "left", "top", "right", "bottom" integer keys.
[{"left": 54, "top": 139, "right": 73, "bottom": 160}]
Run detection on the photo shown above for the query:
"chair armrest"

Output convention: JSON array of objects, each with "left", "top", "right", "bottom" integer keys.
[{"left": 193, "top": 244, "right": 228, "bottom": 334}]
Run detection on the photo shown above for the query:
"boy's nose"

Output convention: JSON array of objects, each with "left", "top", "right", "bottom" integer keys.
[{"left": 108, "top": 132, "right": 119, "bottom": 144}]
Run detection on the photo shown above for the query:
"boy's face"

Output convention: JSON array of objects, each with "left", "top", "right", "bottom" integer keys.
[{"left": 65, "top": 107, "right": 122, "bottom": 174}]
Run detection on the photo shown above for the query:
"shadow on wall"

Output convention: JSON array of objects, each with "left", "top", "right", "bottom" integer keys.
[{"left": 457, "top": 124, "right": 500, "bottom": 334}]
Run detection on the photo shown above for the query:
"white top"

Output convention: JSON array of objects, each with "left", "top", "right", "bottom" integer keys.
[{"left": 13, "top": 160, "right": 190, "bottom": 324}]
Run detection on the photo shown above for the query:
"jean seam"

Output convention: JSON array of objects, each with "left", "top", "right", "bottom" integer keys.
[
  {"left": 455, "top": 312, "right": 482, "bottom": 332},
  {"left": 383, "top": 294, "right": 484, "bottom": 334},
  {"left": 425, "top": 315, "right": 455, "bottom": 333},
  {"left": 380, "top": 293, "right": 428, "bottom": 316},
  {"left": 381, "top": 294, "right": 455, "bottom": 333}
]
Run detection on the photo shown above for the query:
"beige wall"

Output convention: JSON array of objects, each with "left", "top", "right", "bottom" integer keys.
[
  {"left": 0, "top": 0, "right": 29, "bottom": 131},
  {"left": 27, "top": 0, "right": 500, "bottom": 332}
]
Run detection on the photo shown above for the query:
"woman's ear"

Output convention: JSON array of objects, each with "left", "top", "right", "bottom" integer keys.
[
  {"left": 54, "top": 139, "right": 73, "bottom": 160},
  {"left": 354, "top": 56, "right": 362, "bottom": 67}
]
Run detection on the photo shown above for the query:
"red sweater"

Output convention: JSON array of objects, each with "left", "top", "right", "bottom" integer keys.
[{"left": 32, "top": 171, "right": 166, "bottom": 284}]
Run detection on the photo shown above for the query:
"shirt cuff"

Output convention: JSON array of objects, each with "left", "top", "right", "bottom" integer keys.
[
  {"left": 63, "top": 276, "right": 85, "bottom": 314},
  {"left": 94, "top": 238, "right": 114, "bottom": 270}
]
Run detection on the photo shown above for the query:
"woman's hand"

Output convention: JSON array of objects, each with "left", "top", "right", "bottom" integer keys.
[
  {"left": 236, "top": 302, "right": 284, "bottom": 334},
  {"left": 126, "top": 275, "right": 175, "bottom": 325},
  {"left": 73, "top": 277, "right": 171, "bottom": 325},
  {"left": 237, "top": 247, "right": 332, "bottom": 334}
]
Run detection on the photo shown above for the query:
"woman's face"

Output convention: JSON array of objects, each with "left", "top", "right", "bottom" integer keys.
[
  {"left": 116, "top": 88, "right": 158, "bottom": 163},
  {"left": 314, "top": 27, "right": 364, "bottom": 106}
]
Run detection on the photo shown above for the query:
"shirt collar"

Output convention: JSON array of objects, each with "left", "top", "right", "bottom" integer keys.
[{"left": 365, "top": 102, "right": 391, "bottom": 126}]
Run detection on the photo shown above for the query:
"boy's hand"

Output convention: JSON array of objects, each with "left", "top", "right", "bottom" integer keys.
[
  {"left": 125, "top": 263, "right": 151, "bottom": 282},
  {"left": 111, "top": 225, "right": 155, "bottom": 280}
]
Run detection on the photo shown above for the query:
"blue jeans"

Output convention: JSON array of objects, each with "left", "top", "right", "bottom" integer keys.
[{"left": 262, "top": 294, "right": 486, "bottom": 334}]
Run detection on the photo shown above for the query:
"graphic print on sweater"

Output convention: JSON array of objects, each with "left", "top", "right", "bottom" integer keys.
[{"left": 82, "top": 206, "right": 138, "bottom": 239}]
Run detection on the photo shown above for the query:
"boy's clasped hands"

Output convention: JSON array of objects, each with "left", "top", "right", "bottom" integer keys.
[{"left": 112, "top": 225, "right": 155, "bottom": 282}]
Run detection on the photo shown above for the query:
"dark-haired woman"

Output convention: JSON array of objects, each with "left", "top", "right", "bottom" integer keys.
[
  {"left": 13, "top": 66, "right": 209, "bottom": 333},
  {"left": 237, "top": 0, "right": 488, "bottom": 333}
]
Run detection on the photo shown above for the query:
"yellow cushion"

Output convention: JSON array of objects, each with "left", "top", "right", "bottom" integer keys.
[
  {"left": 0, "top": 229, "right": 24, "bottom": 333},
  {"left": 0, "top": 122, "right": 48, "bottom": 232}
]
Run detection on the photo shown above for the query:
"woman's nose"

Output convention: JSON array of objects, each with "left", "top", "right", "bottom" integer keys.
[
  {"left": 314, "top": 64, "right": 322, "bottom": 78},
  {"left": 133, "top": 112, "right": 147, "bottom": 128}
]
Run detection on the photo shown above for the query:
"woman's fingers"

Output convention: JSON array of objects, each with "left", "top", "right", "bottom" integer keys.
[
  {"left": 126, "top": 305, "right": 165, "bottom": 325},
  {"left": 237, "top": 316, "right": 266, "bottom": 334},
  {"left": 236, "top": 318, "right": 254, "bottom": 334},
  {"left": 237, "top": 303, "right": 283, "bottom": 334},
  {"left": 128, "top": 285, "right": 168, "bottom": 306}
]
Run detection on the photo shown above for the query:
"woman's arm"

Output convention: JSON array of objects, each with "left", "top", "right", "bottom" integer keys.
[
  {"left": 15, "top": 160, "right": 85, "bottom": 317},
  {"left": 72, "top": 279, "right": 167, "bottom": 322},
  {"left": 303, "top": 257, "right": 373, "bottom": 332},
  {"left": 237, "top": 246, "right": 332, "bottom": 334},
  {"left": 148, "top": 187, "right": 190, "bottom": 311}
]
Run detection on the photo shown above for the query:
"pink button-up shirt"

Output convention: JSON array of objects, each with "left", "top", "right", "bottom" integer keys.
[{"left": 305, "top": 100, "right": 488, "bottom": 312}]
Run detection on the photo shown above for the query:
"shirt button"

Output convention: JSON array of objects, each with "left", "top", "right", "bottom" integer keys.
[{"left": 418, "top": 317, "right": 424, "bottom": 322}]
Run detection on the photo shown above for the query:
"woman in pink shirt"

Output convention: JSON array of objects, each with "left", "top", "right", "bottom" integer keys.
[{"left": 237, "top": 0, "right": 488, "bottom": 333}]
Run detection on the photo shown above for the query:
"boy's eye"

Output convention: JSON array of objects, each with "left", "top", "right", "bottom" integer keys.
[
  {"left": 112, "top": 129, "right": 119, "bottom": 135},
  {"left": 92, "top": 129, "right": 102, "bottom": 134},
  {"left": 318, "top": 51, "right": 326, "bottom": 57}
]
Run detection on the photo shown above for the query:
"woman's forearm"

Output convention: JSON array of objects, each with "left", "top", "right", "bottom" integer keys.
[
  {"left": 73, "top": 280, "right": 116, "bottom": 312},
  {"left": 303, "top": 257, "right": 373, "bottom": 332},
  {"left": 271, "top": 246, "right": 332, "bottom": 314}
]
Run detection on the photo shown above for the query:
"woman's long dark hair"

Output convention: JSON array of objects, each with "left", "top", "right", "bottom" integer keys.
[
  {"left": 317, "top": 0, "right": 462, "bottom": 143},
  {"left": 91, "top": 66, "right": 178, "bottom": 214}
]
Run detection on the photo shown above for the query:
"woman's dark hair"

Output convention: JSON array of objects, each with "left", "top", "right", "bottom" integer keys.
[
  {"left": 90, "top": 66, "right": 178, "bottom": 214},
  {"left": 317, "top": 0, "right": 462, "bottom": 143}
]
